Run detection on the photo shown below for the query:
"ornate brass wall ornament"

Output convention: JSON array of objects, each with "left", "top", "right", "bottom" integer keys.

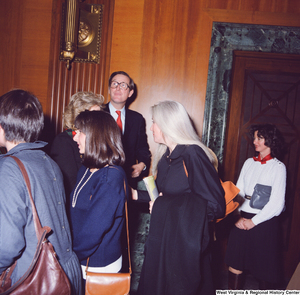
[
  {"left": 60, "top": 1, "right": 103, "bottom": 69},
  {"left": 60, "top": 0, "right": 79, "bottom": 69}
]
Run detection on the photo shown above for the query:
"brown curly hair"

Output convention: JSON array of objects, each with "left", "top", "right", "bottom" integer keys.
[{"left": 250, "top": 124, "right": 285, "bottom": 159}]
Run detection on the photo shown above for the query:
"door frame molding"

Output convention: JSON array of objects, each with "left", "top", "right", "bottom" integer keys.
[
  {"left": 199, "top": 11, "right": 300, "bottom": 163},
  {"left": 223, "top": 50, "right": 300, "bottom": 279}
]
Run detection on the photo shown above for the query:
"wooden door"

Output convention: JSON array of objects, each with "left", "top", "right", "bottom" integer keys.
[{"left": 223, "top": 51, "right": 300, "bottom": 279}]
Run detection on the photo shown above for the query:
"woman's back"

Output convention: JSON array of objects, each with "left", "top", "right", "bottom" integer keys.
[{"left": 0, "top": 142, "right": 82, "bottom": 294}]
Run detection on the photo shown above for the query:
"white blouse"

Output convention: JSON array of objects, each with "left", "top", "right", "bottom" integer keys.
[{"left": 236, "top": 157, "right": 286, "bottom": 225}]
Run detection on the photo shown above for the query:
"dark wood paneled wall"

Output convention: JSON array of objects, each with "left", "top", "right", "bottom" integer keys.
[
  {"left": 0, "top": 0, "right": 52, "bottom": 110},
  {"left": 47, "top": 0, "right": 114, "bottom": 135},
  {"left": 1, "top": 0, "right": 299, "bottom": 145}
]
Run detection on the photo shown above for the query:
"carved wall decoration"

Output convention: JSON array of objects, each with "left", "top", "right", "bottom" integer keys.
[
  {"left": 60, "top": 0, "right": 79, "bottom": 69},
  {"left": 60, "top": 0, "right": 104, "bottom": 68},
  {"left": 48, "top": 0, "right": 114, "bottom": 136}
]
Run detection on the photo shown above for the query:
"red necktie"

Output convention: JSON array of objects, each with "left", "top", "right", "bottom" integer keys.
[
  {"left": 116, "top": 111, "right": 122, "bottom": 131},
  {"left": 253, "top": 154, "right": 273, "bottom": 164}
]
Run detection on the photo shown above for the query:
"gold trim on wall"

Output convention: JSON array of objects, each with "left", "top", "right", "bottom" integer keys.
[
  {"left": 60, "top": 1, "right": 103, "bottom": 68},
  {"left": 60, "top": 0, "right": 79, "bottom": 69}
]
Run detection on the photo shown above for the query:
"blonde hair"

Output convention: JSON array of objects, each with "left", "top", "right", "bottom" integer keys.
[
  {"left": 151, "top": 100, "right": 217, "bottom": 174},
  {"left": 63, "top": 92, "right": 104, "bottom": 129}
]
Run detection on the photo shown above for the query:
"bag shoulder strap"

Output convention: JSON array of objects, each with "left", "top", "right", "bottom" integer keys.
[
  {"left": 110, "top": 166, "right": 131, "bottom": 274},
  {"left": 86, "top": 166, "right": 131, "bottom": 274},
  {"left": 183, "top": 160, "right": 188, "bottom": 177},
  {"left": 0, "top": 156, "right": 51, "bottom": 295},
  {"left": 124, "top": 199, "right": 131, "bottom": 274},
  {"left": 9, "top": 156, "right": 51, "bottom": 239}
]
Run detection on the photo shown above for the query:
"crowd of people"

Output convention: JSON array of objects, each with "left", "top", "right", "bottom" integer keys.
[{"left": 0, "top": 71, "right": 287, "bottom": 295}]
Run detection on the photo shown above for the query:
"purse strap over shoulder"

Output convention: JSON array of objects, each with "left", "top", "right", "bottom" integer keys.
[
  {"left": 9, "top": 156, "right": 51, "bottom": 239},
  {"left": 124, "top": 200, "right": 131, "bottom": 274},
  {"left": 86, "top": 166, "right": 131, "bottom": 275},
  {"left": 0, "top": 156, "right": 52, "bottom": 295},
  {"left": 182, "top": 160, "right": 188, "bottom": 177}
]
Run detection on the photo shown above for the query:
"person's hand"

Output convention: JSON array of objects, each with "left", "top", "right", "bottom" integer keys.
[
  {"left": 131, "top": 162, "right": 145, "bottom": 178},
  {"left": 149, "top": 192, "right": 162, "bottom": 214},
  {"left": 149, "top": 201, "right": 154, "bottom": 214},
  {"left": 131, "top": 188, "right": 138, "bottom": 200},
  {"left": 243, "top": 218, "right": 255, "bottom": 230},
  {"left": 235, "top": 217, "right": 247, "bottom": 230}
]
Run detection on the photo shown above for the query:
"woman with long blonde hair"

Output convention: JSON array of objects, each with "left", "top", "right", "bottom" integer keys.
[{"left": 136, "top": 100, "right": 225, "bottom": 295}]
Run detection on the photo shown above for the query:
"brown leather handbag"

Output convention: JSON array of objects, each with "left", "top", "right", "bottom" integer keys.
[
  {"left": 85, "top": 192, "right": 131, "bottom": 295},
  {"left": 0, "top": 156, "right": 71, "bottom": 295}
]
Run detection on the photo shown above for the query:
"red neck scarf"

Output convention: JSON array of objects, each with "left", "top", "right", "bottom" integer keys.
[
  {"left": 253, "top": 153, "right": 273, "bottom": 164},
  {"left": 64, "top": 128, "right": 77, "bottom": 138}
]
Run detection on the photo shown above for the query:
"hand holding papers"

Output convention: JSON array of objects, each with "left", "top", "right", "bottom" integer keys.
[{"left": 143, "top": 176, "right": 159, "bottom": 201}]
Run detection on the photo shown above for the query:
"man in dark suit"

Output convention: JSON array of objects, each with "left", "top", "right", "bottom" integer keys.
[{"left": 104, "top": 71, "right": 151, "bottom": 189}]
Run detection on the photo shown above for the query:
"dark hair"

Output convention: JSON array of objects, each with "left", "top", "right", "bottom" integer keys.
[
  {"left": 250, "top": 124, "right": 285, "bottom": 158},
  {"left": 0, "top": 89, "right": 44, "bottom": 143},
  {"left": 75, "top": 110, "right": 125, "bottom": 168},
  {"left": 108, "top": 71, "right": 135, "bottom": 91}
]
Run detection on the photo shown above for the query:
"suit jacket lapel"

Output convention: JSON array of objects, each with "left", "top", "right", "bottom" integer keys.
[
  {"left": 124, "top": 108, "right": 130, "bottom": 137},
  {"left": 103, "top": 103, "right": 110, "bottom": 114}
]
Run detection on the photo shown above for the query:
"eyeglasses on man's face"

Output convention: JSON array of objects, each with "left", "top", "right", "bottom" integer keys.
[{"left": 110, "top": 81, "right": 130, "bottom": 90}]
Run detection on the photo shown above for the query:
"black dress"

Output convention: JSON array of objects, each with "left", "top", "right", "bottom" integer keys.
[
  {"left": 138, "top": 194, "right": 210, "bottom": 295},
  {"left": 137, "top": 144, "right": 225, "bottom": 295}
]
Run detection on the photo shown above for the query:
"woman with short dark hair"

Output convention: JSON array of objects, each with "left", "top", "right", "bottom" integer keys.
[
  {"left": 225, "top": 124, "right": 286, "bottom": 289},
  {"left": 0, "top": 89, "right": 82, "bottom": 295},
  {"left": 69, "top": 110, "right": 128, "bottom": 293},
  {"left": 0, "top": 89, "right": 44, "bottom": 142},
  {"left": 75, "top": 110, "right": 125, "bottom": 169}
]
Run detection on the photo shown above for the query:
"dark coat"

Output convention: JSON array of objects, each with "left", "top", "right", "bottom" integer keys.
[
  {"left": 137, "top": 194, "right": 210, "bottom": 295},
  {"left": 50, "top": 130, "right": 82, "bottom": 198},
  {"left": 138, "top": 145, "right": 225, "bottom": 221},
  {"left": 103, "top": 104, "right": 151, "bottom": 189}
]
